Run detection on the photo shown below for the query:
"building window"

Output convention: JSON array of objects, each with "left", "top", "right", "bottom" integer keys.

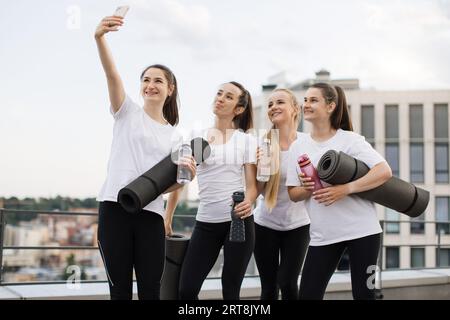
[
  {"left": 410, "top": 143, "right": 424, "bottom": 183},
  {"left": 361, "top": 105, "right": 375, "bottom": 146},
  {"left": 435, "top": 143, "right": 449, "bottom": 183},
  {"left": 386, "top": 247, "right": 400, "bottom": 269},
  {"left": 385, "top": 208, "right": 400, "bottom": 234},
  {"left": 410, "top": 212, "right": 425, "bottom": 234},
  {"left": 436, "top": 249, "right": 450, "bottom": 267},
  {"left": 409, "top": 105, "right": 424, "bottom": 183},
  {"left": 385, "top": 105, "right": 399, "bottom": 177},
  {"left": 434, "top": 104, "right": 449, "bottom": 183},
  {"left": 435, "top": 197, "right": 450, "bottom": 235},
  {"left": 434, "top": 104, "right": 448, "bottom": 139},
  {"left": 410, "top": 104, "right": 424, "bottom": 138},
  {"left": 411, "top": 247, "right": 425, "bottom": 268},
  {"left": 385, "top": 105, "right": 399, "bottom": 140},
  {"left": 386, "top": 143, "right": 400, "bottom": 177}
]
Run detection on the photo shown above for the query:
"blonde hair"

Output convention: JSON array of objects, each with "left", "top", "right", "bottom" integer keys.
[{"left": 264, "top": 88, "right": 300, "bottom": 210}]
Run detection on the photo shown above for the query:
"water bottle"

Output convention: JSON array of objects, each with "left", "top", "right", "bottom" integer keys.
[
  {"left": 176, "top": 143, "right": 192, "bottom": 185},
  {"left": 229, "top": 191, "right": 246, "bottom": 242},
  {"left": 257, "top": 138, "right": 271, "bottom": 182},
  {"left": 298, "top": 154, "right": 323, "bottom": 191}
]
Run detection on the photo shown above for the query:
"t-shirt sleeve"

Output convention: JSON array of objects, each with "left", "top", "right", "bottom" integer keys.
[
  {"left": 347, "top": 133, "right": 386, "bottom": 168},
  {"left": 285, "top": 141, "right": 302, "bottom": 187},
  {"left": 170, "top": 127, "right": 184, "bottom": 154},
  {"left": 110, "top": 95, "right": 139, "bottom": 120},
  {"left": 244, "top": 133, "right": 257, "bottom": 164}
]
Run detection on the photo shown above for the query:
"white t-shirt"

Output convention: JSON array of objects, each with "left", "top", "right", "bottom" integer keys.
[
  {"left": 195, "top": 129, "right": 257, "bottom": 223},
  {"left": 97, "top": 95, "right": 181, "bottom": 218},
  {"left": 254, "top": 133, "right": 310, "bottom": 231},
  {"left": 285, "top": 129, "right": 385, "bottom": 246}
]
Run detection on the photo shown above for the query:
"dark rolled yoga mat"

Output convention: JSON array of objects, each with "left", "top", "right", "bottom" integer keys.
[
  {"left": 118, "top": 138, "right": 211, "bottom": 214},
  {"left": 317, "top": 150, "right": 429, "bottom": 217},
  {"left": 160, "top": 233, "right": 190, "bottom": 300}
]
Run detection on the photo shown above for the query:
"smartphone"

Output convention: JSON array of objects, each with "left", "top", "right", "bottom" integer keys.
[{"left": 114, "top": 6, "right": 129, "bottom": 18}]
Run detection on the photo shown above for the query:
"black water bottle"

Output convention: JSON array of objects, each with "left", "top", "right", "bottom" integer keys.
[{"left": 229, "top": 191, "right": 245, "bottom": 242}]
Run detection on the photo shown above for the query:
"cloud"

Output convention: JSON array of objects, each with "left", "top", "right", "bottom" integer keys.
[
  {"left": 130, "top": 0, "right": 212, "bottom": 45},
  {"left": 364, "top": 0, "right": 450, "bottom": 34},
  {"left": 4, "top": 0, "right": 450, "bottom": 199},
  {"left": 439, "top": 0, "right": 450, "bottom": 19},
  {"left": 353, "top": 0, "right": 450, "bottom": 89},
  {"left": 275, "top": 0, "right": 450, "bottom": 90},
  {"left": 125, "top": 0, "right": 311, "bottom": 63}
]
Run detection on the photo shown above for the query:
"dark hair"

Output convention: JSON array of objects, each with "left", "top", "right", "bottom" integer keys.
[
  {"left": 310, "top": 83, "right": 353, "bottom": 131},
  {"left": 140, "top": 64, "right": 179, "bottom": 126},
  {"left": 228, "top": 81, "right": 253, "bottom": 131}
]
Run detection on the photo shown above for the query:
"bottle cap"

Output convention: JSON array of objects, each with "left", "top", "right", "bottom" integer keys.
[{"left": 297, "top": 154, "right": 311, "bottom": 167}]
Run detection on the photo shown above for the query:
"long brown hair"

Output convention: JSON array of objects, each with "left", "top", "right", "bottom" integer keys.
[
  {"left": 310, "top": 83, "right": 353, "bottom": 131},
  {"left": 140, "top": 64, "right": 179, "bottom": 126},
  {"left": 229, "top": 81, "right": 253, "bottom": 131},
  {"left": 264, "top": 88, "right": 300, "bottom": 210}
]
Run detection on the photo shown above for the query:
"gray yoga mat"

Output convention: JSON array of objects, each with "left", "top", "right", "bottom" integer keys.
[
  {"left": 118, "top": 138, "right": 211, "bottom": 213},
  {"left": 160, "top": 234, "right": 190, "bottom": 300},
  {"left": 317, "top": 150, "right": 429, "bottom": 218}
]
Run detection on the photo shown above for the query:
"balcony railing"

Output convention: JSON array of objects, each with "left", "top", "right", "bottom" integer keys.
[{"left": 1, "top": 208, "right": 450, "bottom": 294}]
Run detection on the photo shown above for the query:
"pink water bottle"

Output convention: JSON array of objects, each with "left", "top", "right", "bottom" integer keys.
[{"left": 297, "top": 154, "right": 323, "bottom": 191}]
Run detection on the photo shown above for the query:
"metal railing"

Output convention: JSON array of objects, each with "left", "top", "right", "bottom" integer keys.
[
  {"left": 0, "top": 208, "right": 202, "bottom": 286},
  {"left": 0, "top": 208, "right": 100, "bottom": 286},
  {"left": 1, "top": 208, "right": 450, "bottom": 292},
  {"left": 375, "top": 219, "right": 450, "bottom": 299},
  {"left": 378, "top": 219, "right": 450, "bottom": 270}
]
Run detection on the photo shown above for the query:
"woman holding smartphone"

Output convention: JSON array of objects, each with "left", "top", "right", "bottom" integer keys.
[
  {"left": 94, "top": 13, "right": 195, "bottom": 300},
  {"left": 253, "top": 88, "right": 310, "bottom": 300},
  {"left": 178, "top": 82, "right": 258, "bottom": 300},
  {"left": 286, "top": 83, "right": 392, "bottom": 300}
]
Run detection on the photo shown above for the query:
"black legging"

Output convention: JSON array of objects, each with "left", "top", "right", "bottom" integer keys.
[
  {"left": 299, "top": 233, "right": 381, "bottom": 300},
  {"left": 179, "top": 216, "right": 255, "bottom": 300},
  {"left": 97, "top": 201, "right": 165, "bottom": 300},
  {"left": 254, "top": 223, "right": 310, "bottom": 300}
]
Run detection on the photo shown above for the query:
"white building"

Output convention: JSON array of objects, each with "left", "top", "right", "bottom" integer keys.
[
  {"left": 253, "top": 70, "right": 450, "bottom": 270},
  {"left": 3, "top": 222, "right": 49, "bottom": 269}
]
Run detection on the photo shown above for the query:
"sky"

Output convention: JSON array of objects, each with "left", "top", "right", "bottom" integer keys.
[{"left": 1, "top": 0, "right": 450, "bottom": 199}]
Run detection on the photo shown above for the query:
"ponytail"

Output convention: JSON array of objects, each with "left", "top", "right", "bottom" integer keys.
[
  {"left": 333, "top": 86, "right": 352, "bottom": 131},
  {"left": 229, "top": 81, "right": 254, "bottom": 131}
]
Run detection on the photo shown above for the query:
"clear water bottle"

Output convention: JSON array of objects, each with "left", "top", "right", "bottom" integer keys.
[
  {"left": 176, "top": 143, "right": 192, "bottom": 185},
  {"left": 257, "top": 138, "right": 271, "bottom": 182}
]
